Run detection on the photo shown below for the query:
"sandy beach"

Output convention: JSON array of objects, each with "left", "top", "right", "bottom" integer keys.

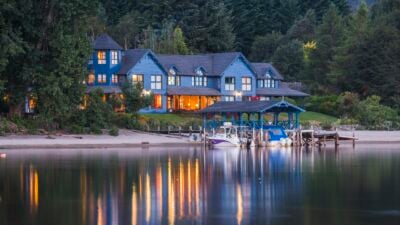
[
  {"left": 0, "top": 130, "right": 399, "bottom": 149},
  {"left": 0, "top": 129, "right": 198, "bottom": 149}
]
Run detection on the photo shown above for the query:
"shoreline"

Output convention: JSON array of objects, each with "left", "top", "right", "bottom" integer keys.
[{"left": 0, "top": 130, "right": 399, "bottom": 149}]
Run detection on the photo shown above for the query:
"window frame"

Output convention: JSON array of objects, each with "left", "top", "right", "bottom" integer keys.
[
  {"left": 242, "top": 77, "right": 252, "bottom": 91},
  {"left": 111, "top": 74, "right": 118, "bottom": 84},
  {"left": 111, "top": 51, "right": 118, "bottom": 65},
  {"left": 151, "top": 75, "right": 162, "bottom": 90},
  {"left": 132, "top": 74, "right": 144, "bottom": 87},
  {"left": 224, "top": 77, "right": 235, "bottom": 91},
  {"left": 97, "top": 74, "right": 106, "bottom": 83},
  {"left": 97, "top": 51, "right": 106, "bottom": 64}
]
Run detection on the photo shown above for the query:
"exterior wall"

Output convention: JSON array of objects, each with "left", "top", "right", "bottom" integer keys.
[
  {"left": 92, "top": 50, "right": 122, "bottom": 86},
  {"left": 220, "top": 57, "right": 257, "bottom": 100},
  {"left": 126, "top": 53, "right": 167, "bottom": 113},
  {"left": 207, "top": 77, "right": 219, "bottom": 89},
  {"left": 179, "top": 76, "right": 193, "bottom": 87}
]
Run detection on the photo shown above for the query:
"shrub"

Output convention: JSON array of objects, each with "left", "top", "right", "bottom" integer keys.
[
  {"left": 109, "top": 127, "right": 119, "bottom": 136},
  {"left": 356, "top": 95, "right": 399, "bottom": 129}
]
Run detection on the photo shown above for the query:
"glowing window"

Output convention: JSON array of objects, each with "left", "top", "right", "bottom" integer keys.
[
  {"left": 97, "top": 74, "right": 106, "bottom": 83},
  {"left": 111, "top": 51, "right": 118, "bottom": 64},
  {"left": 153, "top": 94, "right": 162, "bottom": 109},
  {"left": 97, "top": 51, "right": 106, "bottom": 64},
  {"left": 111, "top": 74, "right": 118, "bottom": 83},
  {"left": 88, "top": 73, "right": 95, "bottom": 84},
  {"left": 132, "top": 74, "right": 143, "bottom": 87}
]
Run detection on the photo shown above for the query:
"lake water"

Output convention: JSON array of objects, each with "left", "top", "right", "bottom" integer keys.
[{"left": 0, "top": 145, "right": 400, "bottom": 225}]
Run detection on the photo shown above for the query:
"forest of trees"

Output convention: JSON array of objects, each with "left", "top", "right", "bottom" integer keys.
[{"left": 0, "top": 0, "right": 399, "bottom": 131}]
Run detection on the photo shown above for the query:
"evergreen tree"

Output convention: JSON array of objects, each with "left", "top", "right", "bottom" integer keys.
[
  {"left": 272, "top": 39, "right": 304, "bottom": 81},
  {"left": 305, "top": 4, "right": 345, "bottom": 93},
  {"left": 249, "top": 32, "right": 283, "bottom": 62},
  {"left": 286, "top": 9, "right": 317, "bottom": 42},
  {"left": 172, "top": 27, "right": 189, "bottom": 54}
]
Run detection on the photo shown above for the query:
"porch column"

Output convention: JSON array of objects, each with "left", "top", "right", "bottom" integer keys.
[
  {"left": 222, "top": 112, "right": 227, "bottom": 123},
  {"left": 231, "top": 113, "right": 235, "bottom": 125},
  {"left": 295, "top": 112, "right": 299, "bottom": 129},
  {"left": 198, "top": 96, "right": 201, "bottom": 110},
  {"left": 273, "top": 112, "right": 279, "bottom": 125},
  {"left": 203, "top": 113, "right": 207, "bottom": 130},
  {"left": 288, "top": 112, "right": 292, "bottom": 129},
  {"left": 239, "top": 113, "right": 243, "bottom": 126}
]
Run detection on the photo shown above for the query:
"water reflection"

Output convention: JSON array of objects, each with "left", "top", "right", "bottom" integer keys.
[{"left": 1, "top": 146, "right": 400, "bottom": 225}]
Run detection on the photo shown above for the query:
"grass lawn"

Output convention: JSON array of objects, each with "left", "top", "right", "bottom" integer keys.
[{"left": 141, "top": 111, "right": 337, "bottom": 125}]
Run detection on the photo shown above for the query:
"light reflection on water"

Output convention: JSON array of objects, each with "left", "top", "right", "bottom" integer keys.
[{"left": 0, "top": 145, "right": 400, "bottom": 225}]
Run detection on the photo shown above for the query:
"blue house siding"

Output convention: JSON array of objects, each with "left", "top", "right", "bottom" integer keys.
[
  {"left": 220, "top": 57, "right": 256, "bottom": 99},
  {"left": 126, "top": 53, "right": 167, "bottom": 113},
  {"left": 87, "top": 33, "right": 308, "bottom": 113},
  {"left": 92, "top": 50, "right": 122, "bottom": 86}
]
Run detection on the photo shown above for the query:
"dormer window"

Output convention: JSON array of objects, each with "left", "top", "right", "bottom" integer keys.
[
  {"left": 196, "top": 69, "right": 204, "bottom": 76},
  {"left": 111, "top": 51, "right": 118, "bottom": 64},
  {"left": 265, "top": 71, "right": 271, "bottom": 78},
  {"left": 98, "top": 51, "right": 106, "bottom": 64},
  {"left": 168, "top": 67, "right": 180, "bottom": 86}
]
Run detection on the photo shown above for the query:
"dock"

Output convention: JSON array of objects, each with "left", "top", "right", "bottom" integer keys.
[{"left": 290, "top": 129, "right": 357, "bottom": 147}]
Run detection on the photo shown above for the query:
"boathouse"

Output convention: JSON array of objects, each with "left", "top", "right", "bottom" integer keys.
[{"left": 200, "top": 100, "right": 305, "bottom": 130}]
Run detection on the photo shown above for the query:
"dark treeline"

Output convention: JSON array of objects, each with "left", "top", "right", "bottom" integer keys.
[
  {"left": 94, "top": 0, "right": 399, "bottom": 110},
  {"left": 0, "top": 0, "right": 399, "bottom": 130}
]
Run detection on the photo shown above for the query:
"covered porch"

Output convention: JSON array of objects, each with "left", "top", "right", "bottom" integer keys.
[
  {"left": 200, "top": 100, "right": 305, "bottom": 130},
  {"left": 167, "top": 86, "right": 221, "bottom": 112}
]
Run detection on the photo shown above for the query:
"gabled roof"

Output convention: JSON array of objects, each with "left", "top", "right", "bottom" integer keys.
[
  {"left": 118, "top": 49, "right": 149, "bottom": 74},
  {"left": 157, "top": 52, "right": 255, "bottom": 76},
  {"left": 251, "top": 63, "right": 283, "bottom": 80},
  {"left": 200, "top": 100, "right": 305, "bottom": 113},
  {"left": 93, "top": 33, "right": 123, "bottom": 50}
]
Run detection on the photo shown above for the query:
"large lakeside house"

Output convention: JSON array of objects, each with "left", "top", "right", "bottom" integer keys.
[{"left": 81, "top": 33, "right": 308, "bottom": 114}]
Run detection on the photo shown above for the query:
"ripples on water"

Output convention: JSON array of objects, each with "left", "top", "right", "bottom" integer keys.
[{"left": 0, "top": 145, "right": 400, "bottom": 225}]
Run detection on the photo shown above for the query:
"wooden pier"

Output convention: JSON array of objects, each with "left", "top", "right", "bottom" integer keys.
[{"left": 290, "top": 129, "right": 357, "bottom": 147}]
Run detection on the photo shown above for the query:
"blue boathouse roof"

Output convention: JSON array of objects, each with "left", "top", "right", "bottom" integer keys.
[
  {"left": 93, "top": 33, "right": 123, "bottom": 50},
  {"left": 200, "top": 100, "right": 305, "bottom": 113}
]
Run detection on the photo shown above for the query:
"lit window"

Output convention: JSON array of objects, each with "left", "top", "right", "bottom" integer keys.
[
  {"left": 97, "top": 74, "right": 106, "bottom": 83},
  {"left": 88, "top": 73, "right": 95, "bottom": 84},
  {"left": 260, "top": 96, "right": 270, "bottom": 101},
  {"left": 242, "top": 77, "right": 251, "bottom": 91},
  {"left": 153, "top": 94, "right": 162, "bottom": 109},
  {"left": 97, "top": 51, "right": 106, "bottom": 64},
  {"left": 111, "top": 51, "right": 118, "bottom": 64},
  {"left": 225, "top": 77, "right": 235, "bottom": 91},
  {"left": 196, "top": 68, "right": 204, "bottom": 76},
  {"left": 168, "top": 76, "right": 176, "bottom": 86},
  {"left": 191, "top": 76, "right": 207, "bottom": 87},
  {"left": 111, "top": 74, "right": 118, "bottom": 84},
  {"left": 151, "top": 75, "right": 162, "bottom": 90},
  {"left": 224, "top": 96, "right": 235, "bottom": 102},
  {"left": 132, "top": 74, "right": 143, "bottom": 87}
]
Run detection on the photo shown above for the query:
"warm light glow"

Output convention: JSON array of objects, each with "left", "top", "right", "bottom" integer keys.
[
  {"left": 97, "top": 197, "right": 105, "bottom": 225},
  {"left": 237, "top": 184, "right": 243, "bottom": 225},
  {"left": 157, "top": 165, "right": 163, "bottom": 221},
  {"left": 131, "top": 184, "right": 137, "bottom": 225},
  {"left": 88, "top": 73, "right": 95, "bottom": 84},
  {"left": 153, "top": 94, "right": 162, "bottom": 109},
  {"left": 168, "top": 158, "right": 175, "bottom": 225},
  {"left": 29, "top": 166, "right": 39, "bottom": 213},
  {"left": 142, "top": 89, "right": 151, "bottom": 96},
  {"left": 195, "top": 159, "right": 200, "bottom": 216},
  {"left": 179, "top": 159, "right": 184, "bottom": 217},
  {"left": 234, "top": 91, "right": 243, "bottom": 97},
  {"left": 145, "top": 173, "right": 151, "bottom": 223}
]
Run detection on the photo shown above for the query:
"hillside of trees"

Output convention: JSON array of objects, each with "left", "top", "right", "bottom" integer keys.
[{"left": 0, "top": 0, "right": 399, "bottom": 131}]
